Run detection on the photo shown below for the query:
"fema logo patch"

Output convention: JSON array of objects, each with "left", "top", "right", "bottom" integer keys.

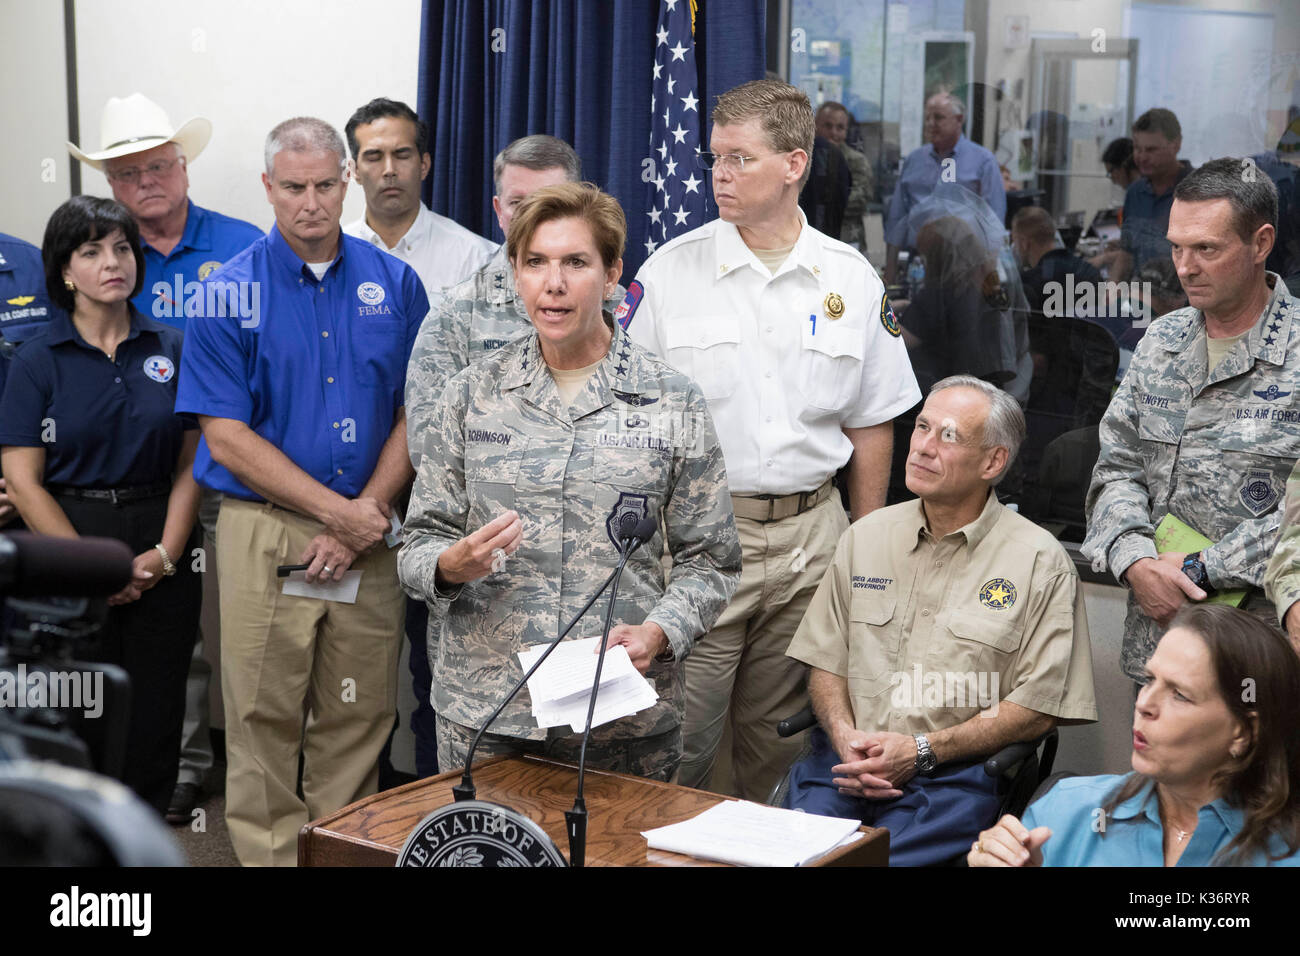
[
  {"left": 979, "top": 578, "right": 1017, "bottom": 610},
  {"left": 615, "top": 280, "right": 643, "bottom": 329},
  {"left": 197, "top": 260, "right": 223, "bottom": 280},
  {"left": 1240, "top": 470, "right": 1280, "bottom": 515},
  {"left": 606, "top": 492, "right": 650, "bottom": 551},
  {"left": 143, "top": 355, "right": 175, "bottom": 383},
  {"left": 357, "top": 282, "right": 386, "bottom": 306},
  {"left": 881, "top": 295, "right": 901, "bottom": 337}
]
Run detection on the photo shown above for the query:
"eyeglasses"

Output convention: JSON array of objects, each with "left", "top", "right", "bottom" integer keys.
[
  {"left": 105, "top": 157, "right": 182, "bottom": 186},
  {"left": 695, "top": 151, "right": 764, "bottom": 173}
]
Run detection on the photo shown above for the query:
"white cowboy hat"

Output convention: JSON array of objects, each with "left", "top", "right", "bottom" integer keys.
[{"left": 66, "top": 93, "right": 212, "bottom": 171}]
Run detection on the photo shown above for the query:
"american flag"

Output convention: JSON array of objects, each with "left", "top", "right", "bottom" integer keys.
[{"left": 645, "top": 0, "right": 706, "bottom": 256}]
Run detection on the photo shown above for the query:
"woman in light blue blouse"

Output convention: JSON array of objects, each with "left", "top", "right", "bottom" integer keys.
[{"left": 970, "top": 604, "right": 1300, "bottom": 867}]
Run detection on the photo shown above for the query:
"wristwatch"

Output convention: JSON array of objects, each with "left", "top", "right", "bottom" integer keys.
[
  {"left": 913, "top": 734, "right": 937, "bottom": 775},
  {"left": 1181, "top": 551, "right": 1212, "bottom": 595},
  {"left": 154, "top": 543, "right": 177, "bottom": 577}
]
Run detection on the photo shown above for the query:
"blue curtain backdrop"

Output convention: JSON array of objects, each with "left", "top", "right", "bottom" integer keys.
[{"left": 417, "top": 0, "right": 766, "bottom": 281}]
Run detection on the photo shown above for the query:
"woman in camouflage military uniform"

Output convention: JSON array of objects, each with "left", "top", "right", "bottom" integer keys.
[{"left": 398, "top": 183, "right": 742, "bottom": 781}]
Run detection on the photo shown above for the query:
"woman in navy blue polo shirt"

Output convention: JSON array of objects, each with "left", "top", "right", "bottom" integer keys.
[{"left": 0, "top": 196, "right": 201, "bottom": 816}]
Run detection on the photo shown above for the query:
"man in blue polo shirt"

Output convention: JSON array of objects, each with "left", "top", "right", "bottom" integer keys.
[
  {"left": 884, "top": 92, "right": 1005, "bottom": 284},
  {"left": 177, "top": 116, "right": 428, "bottom": 867},
  {"left": 68, "top": 93, "right": 264, "bottom": 824},
  {"left": 68, "top": 94, "right": 263, "bottom": 328}
]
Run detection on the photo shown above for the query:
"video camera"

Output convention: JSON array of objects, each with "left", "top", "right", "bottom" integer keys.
[{"left": 0, "top": 532, "right": 135, "bottom": 775}]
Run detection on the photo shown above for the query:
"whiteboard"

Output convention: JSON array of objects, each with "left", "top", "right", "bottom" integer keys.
[{"left": 1125, "top": 4, "right": 1276, "bottom": 164}]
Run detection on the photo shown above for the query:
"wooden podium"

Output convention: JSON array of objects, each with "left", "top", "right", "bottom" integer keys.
[{"left": 299, "top": 754, "right": 887, "bottom": 867}]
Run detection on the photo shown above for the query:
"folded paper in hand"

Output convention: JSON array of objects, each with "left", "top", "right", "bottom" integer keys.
[{"left": 517, "top": 636, "right": 658, "bottom": 734}]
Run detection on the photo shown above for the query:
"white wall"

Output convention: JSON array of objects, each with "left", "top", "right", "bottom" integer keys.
[
  {"left": 0, "top": 1, "right": 71, "bottom": 244},
  {"left": 0, "top": 0, "right": 424, "bottom": 244}
]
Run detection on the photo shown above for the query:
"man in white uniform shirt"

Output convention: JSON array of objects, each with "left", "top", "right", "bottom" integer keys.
[
  {"left": 343, "top": 97, "right": 493, "bottom": 780},
  {"left": 622, "top": 79, "right": 921, "bottom": 801},
  {"left": 344, "top": 98, "right": 495, "bottom": 310}
]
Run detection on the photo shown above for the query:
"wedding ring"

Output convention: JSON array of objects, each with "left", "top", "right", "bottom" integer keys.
[
  {"left": 491, "top": 548, "right": 508, "bottom": 573},
  {"left": 323, "top": 566, "right": 332, "bottom": 575}
]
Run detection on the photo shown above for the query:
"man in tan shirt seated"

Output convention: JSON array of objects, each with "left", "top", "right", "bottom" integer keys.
[{"left": 784, "top": 375, "right": 1097, "bottom": 865}]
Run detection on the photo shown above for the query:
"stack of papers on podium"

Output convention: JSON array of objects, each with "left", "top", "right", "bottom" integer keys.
[
  {"left": 518, "top": 636, "right": 658, "bottom": 733},
  {"left": 641, "top": 800, "right": 864, "bottom": 867}
]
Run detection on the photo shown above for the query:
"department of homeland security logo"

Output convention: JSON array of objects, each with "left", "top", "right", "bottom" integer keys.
[
  {"left": 606, "top": 492, "right": 650, "bottom": 551},
  {"left": 1240, "top": 470, "right": 1280, "bottom": 516},
  {"left": 357, "top": 282, "right": 386, "bottom": 306},
  {"left": 143, "top": 355, "right": 175, "bottom": 383},
  {"left": 196, "top": 260, "right": 223, "bottom": 280},
  {"left": 1253, "top": 384, "right": 1292, "bottom": 401},
  {"left": 979, "top": 578, "right": 1017, "bottom": 610},
  {"left": 396, "top": 801, "right": 566, "bottom": 868},
  {"left": 881, "top": 295, "right": 901, "bottom": 337}
]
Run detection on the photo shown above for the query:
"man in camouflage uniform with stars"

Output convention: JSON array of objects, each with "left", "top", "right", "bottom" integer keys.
[
  {"left": 622, "top": 79, "right": 920, "bottom": 801},
  {"left": 1086, "top": 158, "right": 1300, "bottom": 683}
]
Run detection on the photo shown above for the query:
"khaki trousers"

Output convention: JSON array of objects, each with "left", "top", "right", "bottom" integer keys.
[
  {"left": 217, "top": 498, "right": 404, "bottom": 866},
  {"left": 680, "top": 495, "right": 849, "bottom": 801}
]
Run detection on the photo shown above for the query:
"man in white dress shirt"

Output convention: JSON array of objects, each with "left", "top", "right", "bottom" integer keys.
[
  {"left": 344, "top": 97, "right": 495, "bottom": 311},
  {"left": 343, "top": 97, "right": 494, "bottom": 780},
  {"left": 622, "top": 79, "right": 921, "bottom": 801}
]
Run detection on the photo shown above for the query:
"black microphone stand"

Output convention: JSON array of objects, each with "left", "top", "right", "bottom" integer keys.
[
  {"left": 565, "top": 514, "right": 659, "bottom": 867},
  {"left": 452, "top": 539, "right": 641, "bottom": 804}
]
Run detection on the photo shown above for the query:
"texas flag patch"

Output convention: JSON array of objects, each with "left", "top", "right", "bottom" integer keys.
[{"left": 615, "top": 280, "right": 644, "bottom": 329}]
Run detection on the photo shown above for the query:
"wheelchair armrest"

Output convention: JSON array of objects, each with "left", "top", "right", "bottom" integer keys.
[
  {"left": 983, "top": 728, "right": 1059, "bottom": 778},
  {"left": 776, "top": 703, "right": 817, "bottom": 738}
]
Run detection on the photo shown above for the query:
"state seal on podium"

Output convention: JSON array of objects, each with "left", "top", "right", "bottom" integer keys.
[{"left": 397, "top": 800, "right": 567, "bottom": 867}]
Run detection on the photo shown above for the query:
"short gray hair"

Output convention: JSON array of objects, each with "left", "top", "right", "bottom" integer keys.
[
  {"left": 493, "top": 135, "right": 581, "bottom": 194},
  {"left": 930, "top": 375, "right": 1025, "bottom": 480},
  {"left": 1174, "top": 156, "right": 1278, "bottom": 242},
  {"left": 264, "top": 117, "right": 346, "bottom": 176},
  {"left": 927, "top": 91, "right": 966, "bottom": 120}
]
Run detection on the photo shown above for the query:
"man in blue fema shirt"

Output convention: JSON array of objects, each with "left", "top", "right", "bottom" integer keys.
[
  {"left": 177, "top": 117, "right": 428, "bottom": 867},
  {"left": 68, "top": 93, "right": 263, "bottom": 825}
]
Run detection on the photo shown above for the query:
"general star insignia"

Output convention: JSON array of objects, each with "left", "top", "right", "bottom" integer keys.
[{"left": 824, "top": 292, "right": 845, "bottom": 320}]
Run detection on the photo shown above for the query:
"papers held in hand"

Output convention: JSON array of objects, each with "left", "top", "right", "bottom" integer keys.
[
  {"left": 641, "top": 801, "right": 865, "bottom": 867},
  {"left": 517, "top": 636, "right": 658, "bottom": 734}
]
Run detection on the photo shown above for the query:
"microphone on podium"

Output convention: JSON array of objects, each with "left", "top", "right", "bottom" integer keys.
[
  {"left": 564, "top": 512, "right": 658, "bottom": 867},
  {"left": 452, "top": 511, "right": 659, "bottom": 807},
  {"left": 397, "top": 509, "right": 660, "bottom": 867}
]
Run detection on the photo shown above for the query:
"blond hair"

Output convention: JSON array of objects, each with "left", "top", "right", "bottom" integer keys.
[
  {"left": 712, "top": 79, "right": 815, "bottom": 188},
  {"left": 506, "top": 181, "right": 626, "bottom": 269}
]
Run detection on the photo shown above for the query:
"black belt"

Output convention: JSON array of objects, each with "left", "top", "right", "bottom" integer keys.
[{"left": 49, "top": 481, "right": 172, "bottom": 505}]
